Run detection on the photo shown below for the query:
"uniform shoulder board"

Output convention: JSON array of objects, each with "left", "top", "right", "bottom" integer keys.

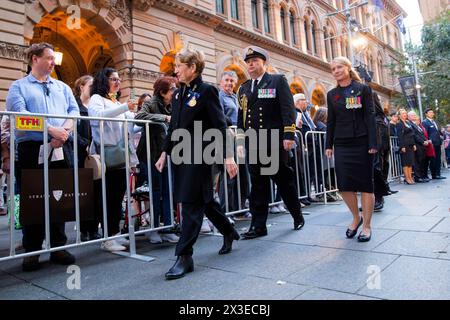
[{"left": 237, "top": 81, "right": 249, "bottom": 94}]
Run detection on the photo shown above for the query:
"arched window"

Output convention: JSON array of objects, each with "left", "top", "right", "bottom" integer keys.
[
  {"left": 330, "top": 34, "right": 336, "bottom": 59},
  {"left": 252, "top": 0, "right": 259, "bottom": 28},
  {"left": 216, "top": 0, "right": 224, "bottom": 14},
  {"left": 311, "top": 21, "right": 318, "bottom": 55},
  {"left": 230, "top": 0, "right": 239, "bottom": 20},
  {"left": 290, "top": 10, "right": 297, "bottom": 45},
  {"left": 280, "top": 7, "right": 287, "bottom": 41},
  {"left": 341, "top": 38, "right": 348, "bottom": 58},
  {"left": 263, "top": 0, "right": 271, "bottom": 34},
  {"left": 378, "top": 57, "right": 384, "bottom": 85},
  {"left": 304, "top": 19, "right": 311, "bottom": 51}
]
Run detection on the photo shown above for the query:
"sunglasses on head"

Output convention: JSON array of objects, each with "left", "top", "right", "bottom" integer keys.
[{"left": 42, "top": 82, "right": 50, "bottom": 96}]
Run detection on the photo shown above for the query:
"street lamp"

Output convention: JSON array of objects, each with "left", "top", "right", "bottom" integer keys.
[{"left": 53, "top": 17, "right": 63, "bottom": 66}]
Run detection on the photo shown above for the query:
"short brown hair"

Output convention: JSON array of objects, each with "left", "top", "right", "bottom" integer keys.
[
  {"left": 153, "top": 76, "right": 177, "bottom": 98},
  {"left": 176, "top": 49, "right": 205, "bottom": 75},
  {"left": 25, "top": 42, "right": 54, "bottom": 66}
]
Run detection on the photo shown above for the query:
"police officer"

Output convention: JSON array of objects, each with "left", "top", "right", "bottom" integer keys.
[{"left": 236, "top": 46, "right": 305, "bottom": 239}]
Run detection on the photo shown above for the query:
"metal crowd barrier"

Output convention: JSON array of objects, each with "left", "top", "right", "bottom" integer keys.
[
  {"left": 217, "top": 129, "right": 340, "bottom": 225},
  {"left": 388, "top": 136, "right": 403, "bottom": 182},
  {"left": 0, "top": 111, "right": 175, "bottom": 262},
  {"left": 1, "top": 110, "right": 405, "bottom": 263}
]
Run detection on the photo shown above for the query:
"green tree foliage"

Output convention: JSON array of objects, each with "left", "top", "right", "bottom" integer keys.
[
  {"left": 387, "top": 11, "right": 449, "bottom": 124},
  {"left": 420, "top": 11, "right": 449, "bottom": 124}
]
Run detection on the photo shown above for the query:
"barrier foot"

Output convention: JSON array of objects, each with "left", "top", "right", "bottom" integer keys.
[{"left": 112, "top": 251, "right": 156, "bottom": 262}]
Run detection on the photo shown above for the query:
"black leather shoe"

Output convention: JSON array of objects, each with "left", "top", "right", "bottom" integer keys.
[
  {"left": 346, "top": 217, "right": 363, "bottom": 239},
  {"left": 374, "top": 199, "right": 384, "bottom": 212},
  {"left": 433, "top": 176, "right": 446, "bottom": 179},
  {"left": 300, "top": 199, "right": 311, "bottom": 206},
  {"left": 293, "top": 214, "right": 305, "bottom": 230},
  {"left": 388, "top": 189, "right": 399, "bottom": 194},
  {"left": 219, "top": 229, "right": 240, "bottom": 255},
  {"left": 241, "top": 226, "right": 268, "bottom": 239},
  {"left": 357, "top": 231, "right": 372, "bottom": 242},
  {"left": 415, "top": 178, "right": 424, "bottom": 183},
  {"left": 165, "top": 255, "right": 194, "bottom": 280},
  {"left": 22, "top": 255, "right": 40, "bottom": 272},
  {"left": 422, "top": 177, "right": 430, "bottom": 182},
  {"left": 50, "top": 250, "right": 76, "bottom": 265}
]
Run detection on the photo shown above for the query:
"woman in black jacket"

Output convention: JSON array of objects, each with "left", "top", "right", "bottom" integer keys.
[
  {"left": 73, "top": 75, "right": 102, "bottom": 241},
  {"left": 325, "top": 57, "right": 377, "bottom": 242},
  {"left": 135, "top": 76, "right": 178, "bottom": 244},
  {"left": 396, "top": 108, "right": 416, "bottom": 184},
  {"left": 155, "top": 49, "right": 239, "bottom": 280}
]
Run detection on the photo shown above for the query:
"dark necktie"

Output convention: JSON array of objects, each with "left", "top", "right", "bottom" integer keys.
[{"left": 253, "top": 79, "right": 258, "bottom": 93}]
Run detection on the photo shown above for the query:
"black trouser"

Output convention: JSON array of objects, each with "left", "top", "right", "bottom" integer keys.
[
  {"left": 414, "top": 146, "right": 426, "bottom": 179},
  {"left": 248, "top": 151, "right": 302, "bottom": 229},
  {"left": 99, "top": 168, "right": 127, "bottom": 236},
  {"left": 218, "top": 171, "right": 239, "bottom": 213},
  {"left": 380, "top": 148, "right": 390, "bottom": 183},
  {"left": 430, "top": 145, "right": 442, "bottom": 177},
  {"left": 292, "top": 145, "right": 307, "bottom": 198},
  {"left": 175, "top": 199, "right": 234, "bottom": 256},
  {"left": 17, "top": 141, "right": 68, "bottom": 252}
]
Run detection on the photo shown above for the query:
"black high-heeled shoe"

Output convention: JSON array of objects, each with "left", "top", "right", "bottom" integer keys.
[
  {"left": 357, "top": 231, "right": 372, "bottom": 242},
  {"left": 346, "top": 217, "right": 363, "bottom": 239}
]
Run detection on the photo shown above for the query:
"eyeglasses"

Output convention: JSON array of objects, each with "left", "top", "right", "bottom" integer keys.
[
  {"left": 109, "top": 77, "right": 121, "bottom": 83},
  {"left": 42, "top": 82, "right": 50, "bottom": 96}
]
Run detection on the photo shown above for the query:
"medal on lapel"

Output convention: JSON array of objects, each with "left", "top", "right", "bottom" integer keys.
[
  {"left": 188, "top": 96, "right": 197, "bottom": 107},
  {"left": 346, "top": 90, "right": 362, "bottom": 109}
]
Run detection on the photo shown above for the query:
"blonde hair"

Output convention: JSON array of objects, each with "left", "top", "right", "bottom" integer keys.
[
  {"left": 176, "top": 48, "right": 205, "bottom": 75},
  {"left": 331, "top": 56, "right": 362, "bottom": 83},
  {"left": 73, "top": 75, "right": 93, "bottom": 98}
]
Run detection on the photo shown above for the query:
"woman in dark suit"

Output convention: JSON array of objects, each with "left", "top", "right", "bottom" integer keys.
[
  {"left": 397, "top": 108, "right": 416, "bottom": 184},
  {"left": 325, "top": 57, "right": 377, "bottom": 242},
  {"left": 155, "top": 49, "right": 239, "bottom": 280}
]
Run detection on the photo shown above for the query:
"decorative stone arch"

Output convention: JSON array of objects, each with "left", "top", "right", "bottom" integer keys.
[
  {"left": 286, "top": 72, "right": 309, "bottom": 97},
  {"left": 216, "top": 50, "right": 249, "bottom": 79},
  {"left": 300, "top": 5, "right": 322, "bottom": 57},
  {"left": 24, "top": 0, "right": 132, "bottom": 72},
  {"left": 376, "top": 51, "right": 386, "bottom": 85},
  {"left": 339, "top": 27, "right": 349, "bottom": 58},
  {"left": 278, "top": 1, "right": 290, "bottom": 42},
  {"left": 308, "top": 81, "right": 327, "bottom": 114},
  {"left": 322, "top": 18, "right": 338, "bottom": 61}
]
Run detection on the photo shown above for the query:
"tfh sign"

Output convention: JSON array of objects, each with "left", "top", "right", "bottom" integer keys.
[{"left": 16, "top": 116, "right": 44, "bottom": 131}]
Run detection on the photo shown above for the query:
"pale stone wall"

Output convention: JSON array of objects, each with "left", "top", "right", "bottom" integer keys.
[{"left": 0, "top": 0, "right": 405, "bottom": 110}]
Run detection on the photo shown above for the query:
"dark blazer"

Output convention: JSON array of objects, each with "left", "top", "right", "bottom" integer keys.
[
  {"left": 389, "top": 122, "right": 399, "bottom": 137},
  {"left": 135, "top": 95, "right": 171, "bottom": 162},
  {"left": 397, "top": 120, "right": 416, "bottom": 148},
  {"left": 410, "top": 121, "right": 427, "bottom": 148},
  {"left": 326, "top": 80, "right": 377, "bottom": 149},
  {"left": 236, "top": 72, "right": 297, "bottom": 148},
  {"left": 373, "top": 92, "right": 390, "bottom": 152},
  {"left": 76, "top": 98, "right": 91, "bottom": 167},
  {"left": 163, "top": 76, "right": 229, "bottom": 203},
  {"left": 422, "top": 118, "right": 442, "bottom": 146}
]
